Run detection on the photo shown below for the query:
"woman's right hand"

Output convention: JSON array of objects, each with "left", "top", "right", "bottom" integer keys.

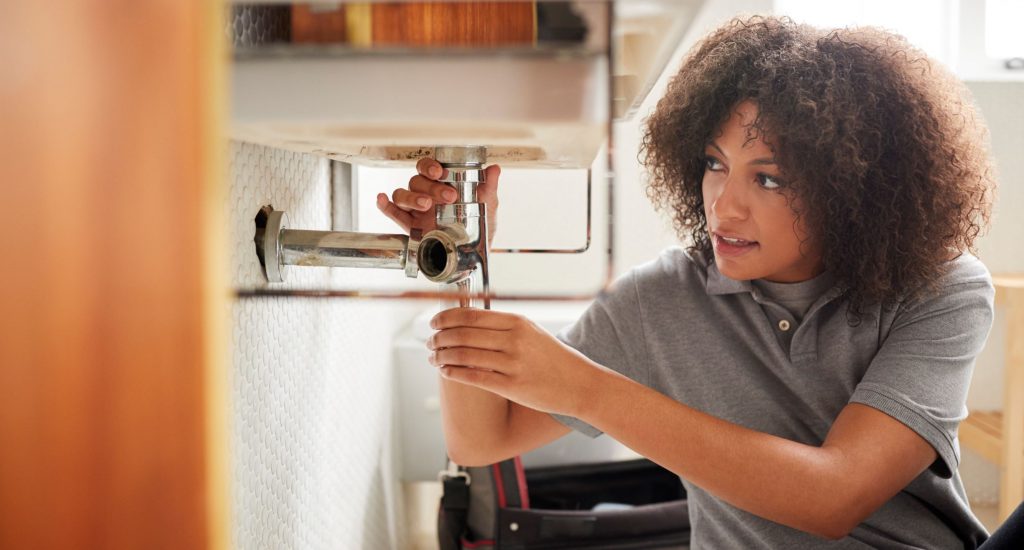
[{"left": 376, "top": 156, "right": 501, "bottom": 245}]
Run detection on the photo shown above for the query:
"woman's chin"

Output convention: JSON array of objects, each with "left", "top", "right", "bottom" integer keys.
[
  {"left": 714, "top": 257, "right": 756, "bottom": 281},
  {"left": 714, "top": 253, "right": 781, "bottom": 282}
]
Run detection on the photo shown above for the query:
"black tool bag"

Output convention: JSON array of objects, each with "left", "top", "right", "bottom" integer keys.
[{"left": 438, "top": 455, "right": 690, "bottom": 549}]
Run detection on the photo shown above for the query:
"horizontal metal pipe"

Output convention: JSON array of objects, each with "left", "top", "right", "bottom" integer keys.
[
  {"left": 234, "top": 287, "right": 596, "bottom": 302},
  {"left": 279, "top": 229, "right": 409, "bottom": 270}
]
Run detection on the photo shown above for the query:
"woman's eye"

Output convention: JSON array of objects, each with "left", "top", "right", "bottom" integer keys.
[
  {"left": 757, "top": 174, "right": 783, "bottom": 190},
  {"left": 704, "top": 157, "right": 724, "bottom": 171}
]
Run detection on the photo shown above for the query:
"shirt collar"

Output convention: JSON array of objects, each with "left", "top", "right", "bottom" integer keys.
[
  {"left": 704, "top": 258, "right": 847, "bottom": 302},
  {"left": 705, "top": 261, "right": 755, "bottom": 296}
]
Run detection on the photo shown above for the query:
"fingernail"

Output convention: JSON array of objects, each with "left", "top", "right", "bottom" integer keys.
[
  {"left": 417, "top": 197, "right": 431, "bottom": 207},
  {"left": 430, "top": 316, "right": 438, "bottom": 329},
  {"left": 443, "top": 189, "right": 457, "bottom": 201},
  {"left": 430, "top": 166, "right": 441, "bottom": 178},
  {"left": 440, "top": 366, "right": 450, "bottom": 377}
]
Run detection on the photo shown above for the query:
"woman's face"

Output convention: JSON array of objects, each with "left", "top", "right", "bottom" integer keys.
[{"left": 702, "top": 101, "right": 823, "bottom": 283}]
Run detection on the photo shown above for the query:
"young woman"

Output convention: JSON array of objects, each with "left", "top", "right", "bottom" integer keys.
[{"left": 377, "top": 16, "right": 997, "bottom": 548}]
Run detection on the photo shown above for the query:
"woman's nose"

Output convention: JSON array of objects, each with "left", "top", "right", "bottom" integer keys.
[{"left": 710, "top": 177, "right": 747, "bottom": 221}]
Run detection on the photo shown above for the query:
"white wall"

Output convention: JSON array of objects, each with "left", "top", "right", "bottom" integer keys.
[
  {"left": 969, "top": 82, "right": 1024, "bottom": 276},
  {"left": 228, "top": 142, "right": 420, "bottom": 549}
]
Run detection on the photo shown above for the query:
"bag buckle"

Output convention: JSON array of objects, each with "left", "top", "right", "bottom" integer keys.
[{"left": 438, "top": 461, "right": 472, "bottom": 486}]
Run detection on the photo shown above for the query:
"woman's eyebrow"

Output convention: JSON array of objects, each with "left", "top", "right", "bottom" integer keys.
[
  {"left": 706, "top": 141, "right": 776, "bottom": 165},
  {"left": 707, "top": 141, "right": 727, "bottom": 157}
]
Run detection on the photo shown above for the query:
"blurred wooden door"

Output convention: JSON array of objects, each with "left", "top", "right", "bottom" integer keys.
[{"left": 0, "top": 3, "right": 228, "bottom": 549}]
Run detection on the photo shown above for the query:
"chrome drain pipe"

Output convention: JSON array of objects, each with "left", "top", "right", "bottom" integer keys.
[
  {"left": 254, "top": 145, "right": 489, "bottom": 303},
  {"left": 255, "top": 208, "right": 421, "bottom": 283},
  {"left": 417, "top": 145, "right": 491, "bottom": 309}
]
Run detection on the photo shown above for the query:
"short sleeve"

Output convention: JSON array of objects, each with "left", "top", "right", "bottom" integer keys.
[
  {"left": 550, "top": 269, "right": 650, "bottom": 438},
  {"left": 849, "top": 259, "right": 995, "bottom": 478}
]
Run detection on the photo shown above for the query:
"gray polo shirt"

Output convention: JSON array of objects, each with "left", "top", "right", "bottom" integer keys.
[{"left": 553, "top": 247, "right": 994, "bottom": 549}]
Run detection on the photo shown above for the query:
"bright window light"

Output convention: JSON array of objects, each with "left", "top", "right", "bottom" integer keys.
[
  {"left": 773, "top": 0, "right": 956, "bottom": 65},
  {"left": 985, "top": 0, "right": 1024, "bottom": 59}
]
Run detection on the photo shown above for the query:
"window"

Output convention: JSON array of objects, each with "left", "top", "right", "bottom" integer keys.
[
  {"left": 773, "top": 0, "right": 958, "bottom": 66},
  {"left": 985, "top": 0, "right": 1024, "bottom": 60}
]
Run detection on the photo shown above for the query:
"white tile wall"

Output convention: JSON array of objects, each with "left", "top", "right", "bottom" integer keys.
[{"left": 228, "top": 142, "right": 414, "bottom": 549}]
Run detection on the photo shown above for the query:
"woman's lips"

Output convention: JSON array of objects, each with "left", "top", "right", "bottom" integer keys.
[{"left": 713, "top": 233, "right": 759, "bottom": 257}]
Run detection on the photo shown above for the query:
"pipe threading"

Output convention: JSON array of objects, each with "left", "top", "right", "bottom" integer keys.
[
  {"left": 433, "top": 145, "right": 486, "bottom": 167},
  {"left": 435, "top": 145, "right": 486, "bottom": 204}
]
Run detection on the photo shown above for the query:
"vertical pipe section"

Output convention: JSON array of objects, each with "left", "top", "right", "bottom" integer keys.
[{"left": 431, "top": 146, "right": 490, "bottom": 309}]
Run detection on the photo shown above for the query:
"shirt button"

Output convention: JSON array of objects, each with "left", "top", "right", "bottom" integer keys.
[{"left": 778, "top": 319, "right": 791, "bottom": 332}]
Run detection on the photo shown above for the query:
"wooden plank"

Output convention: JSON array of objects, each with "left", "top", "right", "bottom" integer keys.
[
  {"left": 993, "top": 274, "right": 1024, "bottom": 288},
  {"left": 961, "top": 416, "right": 1004, "bottom": 465},
  {"left": 292, "top": 4, "right": 348, "bottom": 43},
  {"left": 0, "top": 2, "right": 227, "bottom": 549},
  {"left": 994, "top": 274, "right": 1024, "bottom": 307},
  {"left": 372, "top": 1, "right": 535, "bottom": 46},
  {"left": 971, "top": 411, "right": 1004, "bottom": 436},
  {"left": 1000, "top": 283, "right": 1024, "bottom": 521}
]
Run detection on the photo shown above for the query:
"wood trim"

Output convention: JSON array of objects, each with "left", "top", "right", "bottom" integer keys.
[
  {"left": 999, "top": 281, "right": 1024, "bottom": 520},
  {"left": 200, "top": 2, "right": 231, "bottom": 548},
  {"left": 0, "top": 3, "right": 226, "bottom": 548},
  {"left": 292, "top": 4, "right": 348, "bottom": 43},
  {"left": 962, "top": 412, "right": 1003, "bottom": 464},
  {"left": 371, "top": 2, "right": 535, "bottom": 46},
  {"left": 347, "top": 3, "right": 374, "bottom": 47},
  {"left": 993, "top": 274, "right": 1024, "bottom": 307}
]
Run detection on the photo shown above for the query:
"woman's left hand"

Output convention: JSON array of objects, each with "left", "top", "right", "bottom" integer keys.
[{"left": 428, "top": 307, "right": 600, "bottom": 417}]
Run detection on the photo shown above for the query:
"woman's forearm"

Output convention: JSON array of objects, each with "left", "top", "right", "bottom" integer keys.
[
  {"left": 439, "top": 375, "right": 510, "bottom": 465},
  {"left": 576, "top": 367, "right": 852, "bottom": 539}
]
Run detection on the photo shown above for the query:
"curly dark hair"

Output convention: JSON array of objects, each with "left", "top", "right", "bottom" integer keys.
[{"left": 641, "top": 15, "right": 995, "bottom": 314}]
